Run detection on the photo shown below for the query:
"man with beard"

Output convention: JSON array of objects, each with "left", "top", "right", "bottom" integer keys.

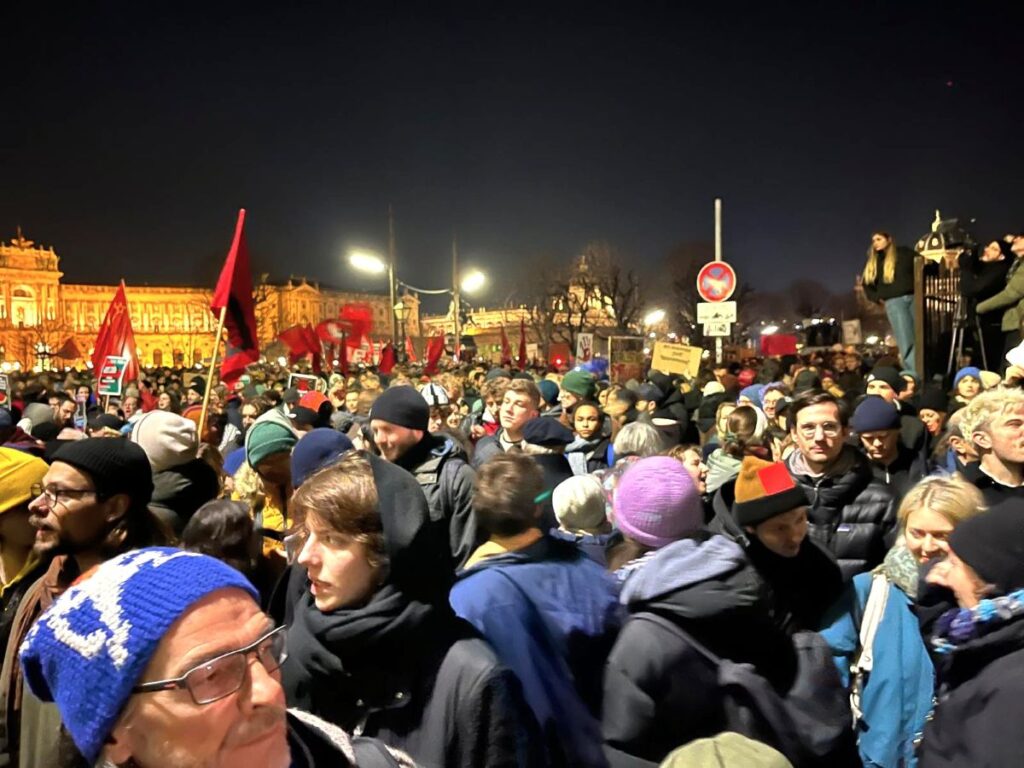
[
  {"left": 0, "top": 439, "right": 169, "bottom": 768},
  {"left": 18, "top": 548, "right": 407, "bottom": 767}
]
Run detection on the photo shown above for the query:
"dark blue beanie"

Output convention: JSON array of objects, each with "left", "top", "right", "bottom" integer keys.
[
  {"left": 291, "top": 428, "right": 355, "bottom": 487},
  {"left": 851, "top": 395, "right": 900, "bottom": 433}
]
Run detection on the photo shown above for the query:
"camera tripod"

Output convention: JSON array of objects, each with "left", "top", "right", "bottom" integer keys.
[{"left": 948, "top": 295, "right": 988, "bottom": 376}]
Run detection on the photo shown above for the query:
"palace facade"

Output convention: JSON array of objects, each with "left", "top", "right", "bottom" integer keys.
[{"left": 0, "top": 229, "right": 419, "bottom": 371}]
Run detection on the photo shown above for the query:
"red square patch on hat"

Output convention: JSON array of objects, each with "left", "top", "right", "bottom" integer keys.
[{"left": 759, "top": 462, "right": 796, "bottom": 495}]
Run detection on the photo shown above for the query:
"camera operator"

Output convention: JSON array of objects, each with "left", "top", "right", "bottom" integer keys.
[
  {"left": 976, "top": 230, "right": 1024, "bottom": 371},
  {"left": 959, "top": 238, "right": 1013, "bottom": 371}
]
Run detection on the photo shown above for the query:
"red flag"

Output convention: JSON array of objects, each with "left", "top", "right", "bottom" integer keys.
[
  {"left": 301, "top": 324, "right": 323, "bottom": 373},
  {"left": 517, "top": 317, "right": 527, "bottom": 371},
  {"left": 54, "top": 337, "right": 82, "bottom": 360},
  {"left": 211, "top": 210, "right": 260, "bottom": 385},
  {"left": 92, "top": 281, "right": 139, "bottom": 385},
  {"left": 404, "top": 336, "right": 418, "bottom": 362},
  {"left": 378, "top": 343, "right": 396, "bottom": 375},
  {"left": 424, "top": 333, "right": 446, "bottom": 375},
  {"left": 278, "top": 325, "right": 312, "bottom": 363},
  {"left": 499, "top": 325, "right": 512, "bottom": 367}
]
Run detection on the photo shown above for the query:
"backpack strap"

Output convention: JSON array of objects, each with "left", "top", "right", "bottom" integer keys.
[{"left": 850, "top": 573, "right": 889, "bottom": 723}]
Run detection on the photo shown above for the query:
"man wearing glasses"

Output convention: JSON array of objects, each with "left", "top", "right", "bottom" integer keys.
[
  {"left": 19, "top": 548, "right": 402, "bottom": 767},
  {"left": 785, "top": 391, "right": 897, "bottom": 581},
  {"left": 0, "top": 439, "right": 169, "bottom": 768}
]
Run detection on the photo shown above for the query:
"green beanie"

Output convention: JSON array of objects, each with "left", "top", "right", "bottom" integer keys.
[
  {"left": 246, "top": 420, "right": 298, "bottom": 467},
  {"left": 561, "top": 370, "right": 597, "bottom": 399}
]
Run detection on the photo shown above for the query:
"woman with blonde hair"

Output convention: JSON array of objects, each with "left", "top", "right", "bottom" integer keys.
[
  {"left": 821, "top": 475, "right": 984, "bottom": 768},
  {"left": 862, "top": 231, "right": 917, "bottom": 374}
]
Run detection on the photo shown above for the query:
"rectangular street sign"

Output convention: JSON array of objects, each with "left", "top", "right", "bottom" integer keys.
[
  {"left": 703, "top": 322, "right": 731, "bottom": 337},
  {"left": 697, "top": 301, "right": 736, "bottom": 324}
]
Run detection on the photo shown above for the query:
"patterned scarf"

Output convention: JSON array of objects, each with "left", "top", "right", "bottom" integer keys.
[{"left": 931, "top": 588, "right": 1024, "bottom": 655}]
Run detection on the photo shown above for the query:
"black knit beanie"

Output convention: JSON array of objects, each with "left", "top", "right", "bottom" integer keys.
[
  {"left": 949, "top": 505, "right": 1024, "bottom": 596},
  {"left": 369, "top": 386, "right": 429, "bottom": 431},
  {"left": 51, "top": 438, "right": 154, "bottom": 507}
]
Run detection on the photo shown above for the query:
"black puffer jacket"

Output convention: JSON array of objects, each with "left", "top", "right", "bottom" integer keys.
[
  {"left": 862, "top": 246, "right": 916, "bottom": 302},
  {"left": 918, "top": 613, "right": 1024, "bottom": 767},
  {"left": 603, "top": 532, "right": 797, "bottom": 766},
  {"left": 786, "top": 447, "right": 896, "bottom": 581}
]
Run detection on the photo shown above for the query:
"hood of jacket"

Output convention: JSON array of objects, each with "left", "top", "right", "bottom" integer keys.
[
  {"left": 395, "top": 431, "right": 464, "bottom": 475},
  {"left": 619, "top": 532, "right": 749, "bottom": 613},
  {"left": 706, "top": 449, "right": 743, "bottom": 494},
  {"left": 150, "top": 458, "right": 219, "bottom": 520}
]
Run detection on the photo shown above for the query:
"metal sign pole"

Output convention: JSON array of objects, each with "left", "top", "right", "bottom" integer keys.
[{"left": 714, "top": 198, "right": 723, "bottom": 364}]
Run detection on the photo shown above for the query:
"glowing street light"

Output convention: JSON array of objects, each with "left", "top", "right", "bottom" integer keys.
[
  {"left": 348, "top": 249, "right": 388, "bottom": 275},
  {"left": 643, "top": 308, "right": 666, "bottom": 326},
  {"left": 460, "top": 269, "right": 486, "bottom": 294},
  {"left": 762, "top": 324, "right": 779, "bottom": 335}
]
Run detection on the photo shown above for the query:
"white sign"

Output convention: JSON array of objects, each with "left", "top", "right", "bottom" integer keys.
[
  {"left": 697, "top": 301, "right": 736, "bottom": 324},
  {"left": 576, "top": 333, "right": 594, "bottom": 361},
  {"left": 841, "top": 319, "right": 863, "bottom": 346},
  {"left": 703, "top": 322, "right": 731, "bottom": 337},
  {"left": 526, "top": 343, "right": 539, "bottom": 361}
]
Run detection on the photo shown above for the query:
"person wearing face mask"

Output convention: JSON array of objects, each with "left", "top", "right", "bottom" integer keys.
[
  {"left": 565, "top": 401, "right": 611, "bottom": 474},
  {"left": 282, "top": 452, "right": 542, "bottom": 768},
  {"left": 917, "top": 501, "right": 1024, "bottom": 767},
  {"left": 820, "top": 476, "right": 984, "bottom": 768}
]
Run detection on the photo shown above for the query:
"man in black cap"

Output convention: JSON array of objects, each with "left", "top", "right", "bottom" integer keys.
[
  {"left": 864, "top": 365, "right": 926, "bottom": 455},
  {"left": 852, "top": 395, "right": 927, "bottom": 500},
  {"left": 0, "top": 439, "right": 169, "bottom": 767},
  {"left": 185, "top": 376, "right": 205, "bottom": 407},
  {"left": 369, "top": 386, "right": 479, "bottom": 570}
]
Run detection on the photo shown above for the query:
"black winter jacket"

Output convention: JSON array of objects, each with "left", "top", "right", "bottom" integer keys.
[
  {"left": 786, "top": 447, "right": 897, "bottom": 581},
  {"left": 862, "top": 246, "right": 916, "bottom": 302},
  {"left": 603, "top": 532, "right": 797, "bottom": 766},
  {"left": 396, "top": 434, "right": 480, "bottom": 571},
  {"left": 959, "top": 460, "right": 1024, "bottom": 514},
  {"left": 918, "top": 613, "right": 1024, "bottom": 767}
]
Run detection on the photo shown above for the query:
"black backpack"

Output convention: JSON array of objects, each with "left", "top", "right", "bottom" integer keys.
[{"left": 633, "top": 613, "right": 857, "bottom": 768}]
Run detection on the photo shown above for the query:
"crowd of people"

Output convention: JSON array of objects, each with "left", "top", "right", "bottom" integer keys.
[{"left": 2, "top": 306, "right": 1024, "bottom": 766}]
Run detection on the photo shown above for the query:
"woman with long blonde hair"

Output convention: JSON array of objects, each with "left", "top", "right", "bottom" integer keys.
[{"left": 863, "top": 231, "right": 917, "bottom": 374}]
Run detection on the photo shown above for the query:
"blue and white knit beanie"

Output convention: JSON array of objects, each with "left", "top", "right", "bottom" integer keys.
[{"left": 19, "top": 547, "right": 259, "bottom": 763}]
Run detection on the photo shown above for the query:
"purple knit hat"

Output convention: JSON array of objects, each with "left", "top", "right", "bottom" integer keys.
[{"left": 613, "top": 456, "right": 702, "bottom": 549}]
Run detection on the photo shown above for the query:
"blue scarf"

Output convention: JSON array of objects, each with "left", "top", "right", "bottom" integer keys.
[{"left": 931, "top": 588, "right": 1024, "bottom": 655}]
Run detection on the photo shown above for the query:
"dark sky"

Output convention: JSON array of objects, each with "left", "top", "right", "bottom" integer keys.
[{"left": 3, "top": 1, "right": 1022, "bottom": 314}]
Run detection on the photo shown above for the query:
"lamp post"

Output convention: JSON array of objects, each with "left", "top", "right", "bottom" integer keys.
[{"left": 393, "top": 299, "right": 410, "bottom": 362}]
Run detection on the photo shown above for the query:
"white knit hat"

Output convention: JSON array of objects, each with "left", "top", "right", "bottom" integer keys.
[
  {"left": 552, "top": 475, "right": 607, "bottom": 534},
  {"left": 129, "top": 411, "right": 197, "bottom": 473}
]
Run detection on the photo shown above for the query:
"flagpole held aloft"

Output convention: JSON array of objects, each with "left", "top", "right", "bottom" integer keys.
[{"left": 197, "top": 304, "right": 228, "bottom": 440}]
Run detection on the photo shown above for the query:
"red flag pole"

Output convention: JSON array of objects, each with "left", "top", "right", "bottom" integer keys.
[{"left": 197, "top": 305, "right": 228, "bottom": 440}]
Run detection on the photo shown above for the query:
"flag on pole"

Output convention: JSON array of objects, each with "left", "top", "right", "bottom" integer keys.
[
  {"left": 378, "top": 342, "right": 396, "bottom": 375},
  {"left": 278, "top": 325, "right": 314, "bottom": 364},
  {"left": 210, "top": 209, "right": 260, "bottom": 385},
  {"left": 499, "top": 325, "right": 512, "bottom": 367},
  {"left": 338, "top": 333, "right": 349, "bottom": 376},
  {"left": 517, "top": 317, "right": 528, "bottom": 371},
  {"left": 92, "top": 281, "right": 139, "bottom": 385},
  {"left": 424, "top": 333, "right": 445, "bottom": 375},
  {"left": 405, "top": 336, "right": 418, "bottom": 363},
  {"left": 54, "top": 337, "right": 82, "bottom": 361}
]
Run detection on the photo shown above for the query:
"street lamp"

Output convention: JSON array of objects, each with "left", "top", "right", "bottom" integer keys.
[
  {"left": 348, "top": 247, "right": 397, "bottom": 343},
  {"left": 460, "top": 270, "right": 486, "bottom": 295},
  {"left": 394, "top": 299, "right": 410, "bottom": 362},
  {"left": 643, "top": 308, "right": 666, "bottom": 327}
]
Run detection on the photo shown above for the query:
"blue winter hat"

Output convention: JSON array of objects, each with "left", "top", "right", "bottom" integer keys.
[
  {"left": 19, "top": 548, "right": 259, "bottom": 763},
  {"left": 291, "top": 427, "right": 354, "bottom": 487},
  {"left": 537, "top": 379, "right": 559, "bottom": 407},
  {"left": 851, "top": 395, "right": 901, "bottom": 433},
  {"left": 739, "top": 384, "right": 765, "bottom": 409},
  {"left": 954, "top": 366, "right": 981, "bottom": 389}
]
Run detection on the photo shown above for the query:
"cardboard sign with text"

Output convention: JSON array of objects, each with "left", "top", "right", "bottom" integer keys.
[
  {"left": 650, "top": 342, "right": 703, "bottom": 379},
  {"left": 575, "top": 333, "right": 594, "bottom": 362},
  {"left": 287, "top": 373, "right": 322, "bottom": 393},
  {"left": 97, "top": 356, "right": 129, "bottom": 397}
]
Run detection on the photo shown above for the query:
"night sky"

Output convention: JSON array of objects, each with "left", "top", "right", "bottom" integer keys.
[{"left": 3, "top": 2, "right": 1022, "bottom": 314}]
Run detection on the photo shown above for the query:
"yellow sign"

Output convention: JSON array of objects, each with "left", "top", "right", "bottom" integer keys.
[{"left": 651, "top": 341, "right": 703, "bottom": 378}]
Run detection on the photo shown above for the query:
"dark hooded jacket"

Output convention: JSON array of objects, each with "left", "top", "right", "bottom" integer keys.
[
  {"left": 866, "top": 442, "right": 928, "bottom": 502},
  {"left": 918, "top": 612, "right": 1024, "bottom": 767},
  {"left": 786, "top": 446, "right": 897, "bottom": 580},
  {"left": 149, "top": 457, "right": 220, "bottom": 535},
  {"left": 451, "top": 535, "right": 623, "bottom": 767},
  {"left": 709, "top": 484, "right": 843, "bottom": 634},
  {"left": 394, "top": 432, "right": 480, "bottom": 571},
  {"left": 647, "top": 372, "right": 689, "bottom": 433},
  {"left": 283, "top": 454, "right": 541, "bottom": 768},
  {"left": 603, "top": 532, "right": 797, "bottom": 766}
]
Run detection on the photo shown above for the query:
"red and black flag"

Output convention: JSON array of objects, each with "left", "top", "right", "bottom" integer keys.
[{"left": 210, "top": 209, "right": 260, "bottom": 385}]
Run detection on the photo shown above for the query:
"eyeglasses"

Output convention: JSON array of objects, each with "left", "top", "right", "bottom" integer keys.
[
  {"left": 30, "top": 483, "right": 99, "bottom": 508},
  {"left": 133, "top": 626, "right": 287, "bottom": 705},
  {"left": 796, "top": 422, "right": 842, "bottom": 439}
]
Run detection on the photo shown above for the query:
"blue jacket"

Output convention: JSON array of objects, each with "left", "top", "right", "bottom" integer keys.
[
  {"left": 820, "top": 572, "right": 934, "bottom": 768},
  {"left": 451, "top": 536, "right": 623, "bottom": 767}
]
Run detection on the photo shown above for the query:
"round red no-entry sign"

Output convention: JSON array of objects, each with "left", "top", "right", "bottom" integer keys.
[{"left": 696, "top": 261, "right": 737, "bottom": 302}]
